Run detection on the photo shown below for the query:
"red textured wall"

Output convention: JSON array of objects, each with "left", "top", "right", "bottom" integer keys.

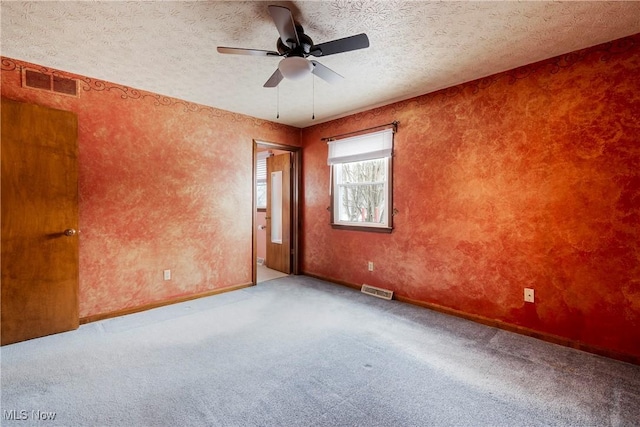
[
  {"left": 301, "top": 35, "right": 640, "bottom": 360},
  {"left": 1, "top": 57, "right": 299, "bottom": 318}
]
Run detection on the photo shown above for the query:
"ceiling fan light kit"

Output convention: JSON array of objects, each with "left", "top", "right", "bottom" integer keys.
[
  {"left": 278, "top": 57, "right": 313, "bottom": 80},
  {"left": 217, "top": 5, "right": 369, "bottom": 88}
]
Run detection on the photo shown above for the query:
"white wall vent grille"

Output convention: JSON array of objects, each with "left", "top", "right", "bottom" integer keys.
[{"left": 361, "top": 284, "right": 393, "bottom": 300}]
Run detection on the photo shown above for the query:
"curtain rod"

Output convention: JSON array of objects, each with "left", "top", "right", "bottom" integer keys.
[{"left": 321, "top": 121, "right": 399, "bottom": 142}]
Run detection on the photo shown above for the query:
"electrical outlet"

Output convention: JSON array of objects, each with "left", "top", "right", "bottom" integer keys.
[
  {"left": 163, "top": 269, "right": 171, "bottom": 281},
  {"left": 368, "top": 261, "right": 374, "bottom": 272},
  {"left": 524, "top": 288, "right": 534, "bottom": 303}
]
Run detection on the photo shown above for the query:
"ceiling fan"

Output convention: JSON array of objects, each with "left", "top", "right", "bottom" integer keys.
[{"left": 217, "top": 5, "right": 369, "bottom": 88}]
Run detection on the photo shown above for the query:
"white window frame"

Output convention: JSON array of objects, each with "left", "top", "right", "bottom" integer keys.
[{"left": 327, "top": 129, "right": 394, "bottom": 233}]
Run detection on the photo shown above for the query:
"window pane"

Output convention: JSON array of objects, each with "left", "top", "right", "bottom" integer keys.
[
  {"left": 340, "top": 159, "right": 386, "bottom": 184},
  {"left": 338, "top": 182, "right": 386, "bottom": 223},
  {"left": 256, "top": 182, "right": 266, "bottom": 208}
]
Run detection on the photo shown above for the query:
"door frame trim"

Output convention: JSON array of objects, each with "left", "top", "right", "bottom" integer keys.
[{"left": 252, "top": 140, "right": 301, "bottom": 284}]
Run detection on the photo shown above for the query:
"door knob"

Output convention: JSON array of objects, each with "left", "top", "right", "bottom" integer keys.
[{"left": 64, "top": 228, "right": 76, "bottom": 237}]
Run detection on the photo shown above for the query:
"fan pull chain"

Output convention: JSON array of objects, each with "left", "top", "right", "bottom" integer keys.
[
  {"left": 312, "top": 76, "right": 315, "bottom": 120},
  {"left": 276, "top": 86, "right": 280, "bottom": 119}
]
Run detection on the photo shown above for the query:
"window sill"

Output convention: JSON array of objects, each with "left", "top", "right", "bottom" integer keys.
[{"left": 331, "top": 223, "right": 393, "bottom": 234}]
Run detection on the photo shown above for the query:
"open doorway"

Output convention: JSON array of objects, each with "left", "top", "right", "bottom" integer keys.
[{"left": 253, "top": 140, "right": 301, "bottom": 284}]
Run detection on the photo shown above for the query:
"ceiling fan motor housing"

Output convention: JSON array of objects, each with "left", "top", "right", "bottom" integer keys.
[{"left": 277, "top": 29, "right": 314, "bottom": 57}]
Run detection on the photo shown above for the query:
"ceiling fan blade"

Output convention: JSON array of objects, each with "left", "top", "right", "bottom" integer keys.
[
  {"left": 310, "top": 33, "right": 370, "bottom": 57},
  {"left": 217, "top": 47, "right": 280, "bottom": 57},
  {"left": 310, "top": 60, "right": 343, "bottom": 84},
  {"left": 268, "top": 5, "right": 299, "bottom": 49},
  {"left": 263, "top": 69, "right": 284, "bottom": 88}
]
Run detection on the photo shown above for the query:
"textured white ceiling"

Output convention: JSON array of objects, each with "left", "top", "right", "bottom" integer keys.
[{"left": 2, "top": 1, "right": 640, "bottom": 128}]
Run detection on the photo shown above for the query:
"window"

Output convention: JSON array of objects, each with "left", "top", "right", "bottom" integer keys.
[
  {"left": 256, "top": 151, "right": 270, "bottom": 210},
  {"left": 328, "top": 129, "right": 394, "bottom": 232}
]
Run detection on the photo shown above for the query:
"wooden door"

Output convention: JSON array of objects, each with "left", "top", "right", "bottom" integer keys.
[
  {"left": 1, "top": 97, "right": 79, "bottom": 345},
  {"left": 265, "top": 153, "right": 291, "bottom": 274}
]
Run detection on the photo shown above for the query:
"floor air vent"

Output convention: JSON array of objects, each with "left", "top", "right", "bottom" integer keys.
[{"left": 361, "top": 284, "right": 393, "bottom": 300}]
